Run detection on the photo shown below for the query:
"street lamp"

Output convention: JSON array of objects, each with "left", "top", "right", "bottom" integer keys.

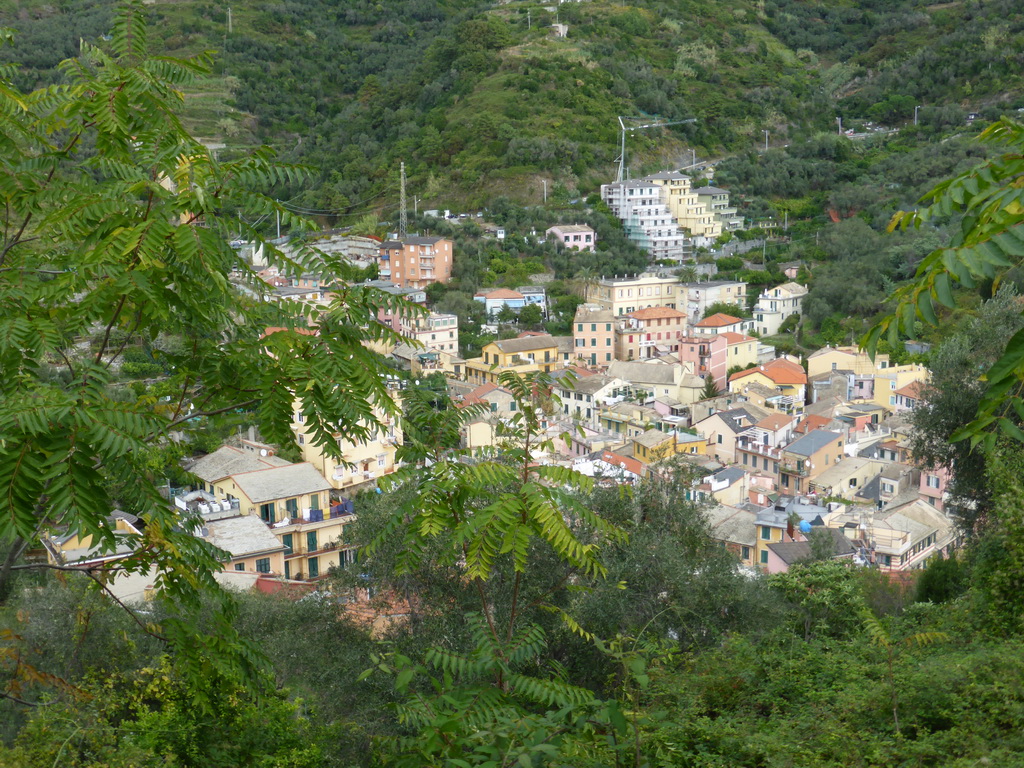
[
  {"left": 914, "top": 105, "right": 921, "bottom": 126},
  {"left": 763, "top": 130, "right": 769, "bottom": 151}
]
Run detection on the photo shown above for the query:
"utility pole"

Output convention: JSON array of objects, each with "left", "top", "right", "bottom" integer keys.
[
  {"left": 414, "top": 196, "right": 419, "bottom": 217},
  {"left": 836, "top": 117, "right": 843, "bottom": 135},
  {"left": 616, "top": 115, "right": 697, "bottom": 183},
  {"left": 275, "top": 200, "right": 280, "bottom": 240},
  {"left": 227, "top": 6, "right": 232, "bottom": 34},
  {"left": 542, "top": 179, "right": 547, "bottom": 204},
  {"left": 399, "top": 161, "right": 407, "bottom": 239},
  {"left": 527, "top": 9, "right": 531, "bottom": 28},
  {"left": 763, "top": 129, "right": 769, "bottom": 151},
  {"left": 914, "top": 105, "right": 921, "bottom": 126}
]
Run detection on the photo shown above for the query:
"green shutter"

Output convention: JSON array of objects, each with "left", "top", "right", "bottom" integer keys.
[
  {"left": 308, "top": 557, "right": 319, "bottom": 578},
  {"left": 282, "top": 533, "right": 293, "bottom": 555},
  {"left": 307, "top": 530, "right": 317, "bottom": 553}
]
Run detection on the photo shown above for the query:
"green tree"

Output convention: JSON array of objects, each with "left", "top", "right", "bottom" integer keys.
[
  {"left": 700, "top": 376, "right": 722, "bottom": 400},
  {"left": 0, "top": 2, "right": 412, "bottom": 699},
  {"left": 868, "top": 118, "right": 1024, "bottom": 450},
  {"left": 702, "top": 300, "right": 749, "bottom": 318},
  {"left": 518, "top": 302, "right": 544, "bottom": 328},
  {"left": 360, "top": 371, "right": 627, "bottom": 766}
]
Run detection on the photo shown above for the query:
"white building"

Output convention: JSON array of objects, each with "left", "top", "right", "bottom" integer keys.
[
  {"left": 753, "top": 282, "right": 808, "bottom": 336},
  {"left": 600, "top": 179, "right": 693, "bottom": 261}
]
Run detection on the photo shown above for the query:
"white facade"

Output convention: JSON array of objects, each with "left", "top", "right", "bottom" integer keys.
[
  {"left": 402, "top": 312, "right": 459, "bottom": 355},
  {"left": 753, "top": 282, "right": 808, "bottom": 336},
  {"left": 601, "top": 180, "right": 693, "bottom": 261}
]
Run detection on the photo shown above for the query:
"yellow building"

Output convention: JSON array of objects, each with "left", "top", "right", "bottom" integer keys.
[
  {"left": 200, "top": 460, "right": 355, "bottom": 581},
  {"left": 646, "top": 171, "right": 721, "bottom": 242},
  {"left": 291, "top": 394, "right": 402, "bottom": 491},
  {"left": 631, "top": 428, "right": 709, "bottom": 464},
  {"left": 872, "top": 364, "right": 930, "bottom": 412},
  {"left": 585, "top": 273, "right": 681, "bottom": 317},
  {"left": 807, "top": 345, "right": 891, "bottom": 378},
  {"left": 465, "top": 335, "right": 572, "bottom": 385},
  {"left": 720, "top": 332, "right": 758, "bottom": 370}
]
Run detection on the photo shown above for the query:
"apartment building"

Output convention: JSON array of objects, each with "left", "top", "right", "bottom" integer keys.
[
  {"left": 676, "top": 280, "right": 748, "bottom": 323},
  {"left": 378, "top": 236, "right": 453, "bottom": 289},
  {"left": 646, "top": 171, "right": 721, "bottom": 244},
  {"left": 615, "top": 306, "right": 689, "bottom": 360},
  {"left": 401, "top": 312, "right": 459, "bottom": 355},
  {"left": 585, "top": 273, "right": 681, "bottom": 316},
  {"left": 694, "top": 186, "right": 744, "bottom": 231},
  {"left": 465, "top": 334, "right": 573, "bottom": 385},
  {"left": 778, "top": 429, "right": 845, "bottom": 494},
  {"left": 675, "top": 334, "right": 728, "bottom": 389},
  {"left": 600, "top": 180, "right": 693, "bottom": 260},
  {"left": 573, "top": 305, "right": 616, "bottom": 367},
  {"left": 291, "top": 399, "right": 402, "bottom": 492}
]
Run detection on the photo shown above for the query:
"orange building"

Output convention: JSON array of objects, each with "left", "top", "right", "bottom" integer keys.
[{"left": 378, "top": 236, "right": 453, "bottom": 289}]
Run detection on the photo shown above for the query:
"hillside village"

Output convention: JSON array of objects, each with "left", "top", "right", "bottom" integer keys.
[{"left": 42, "top": 174, "right": 953, "bottom": 608}]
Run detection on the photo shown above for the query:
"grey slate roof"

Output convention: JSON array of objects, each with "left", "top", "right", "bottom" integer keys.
[
  {"left": 784, "top": 429, "right": 842, "bottom": 457},
  {"left": 561, "top": 373, "right": 617, "bottom": 396},
  {"left": 188, "top": 446, "right": 291, "bottom": 484},
  {"left": 607, "top": 360, "right": 680, "bottom": 386},
  {"left": 714, "top": 466, "right": 747, "bottom": 485},
  {"left": 633, "top": 429, "right": 672, "bottom": 448},
  {"left": 201, "top": 515, "right": 285, "bottom": 559},
  {"left": 231, "top": 463, "right": 332, "bottom": 505},
  {"left": 695, "top": 186, "right": 729, "bottom": 195},
  {"left": 706, "top": 504, "right": 757, "bottom": 547},
  {"left": 492, "top": 335, "right": 569, "bottom": 354},
  {"left": 767, "top": 528, "right": 855, "bottom": 565}
]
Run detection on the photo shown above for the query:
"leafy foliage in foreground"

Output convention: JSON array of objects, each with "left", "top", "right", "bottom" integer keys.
[{"left": 0, "top": 1, "right": 413, "bottom": 702}]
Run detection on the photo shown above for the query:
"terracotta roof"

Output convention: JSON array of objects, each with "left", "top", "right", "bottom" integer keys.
[
  {"left": 476, "top": 288, "right": 524, "bottom": 300},
  {"left": 719, "top": 332, "right": 755, "bottom": 344},
  {"left": 894, "top": 380, "right": 926, "bottom": 399},
  {"left": 756, "top": 413, "right": 794, "bottom": 432},
  {"left": 695, "top": 313, "right": 744, "bottom": 328},
  {"left": 599, "top": 450, "right": 644, "bottom": 477},
  {"left": 628, "top": 307, "right": 687, "bottom": 320},
  {"left": 729, "top": 358, "right": 807, "bottom": 385},
  {"left": 794, "top": 414, "right": 831, "bottom": 434}
]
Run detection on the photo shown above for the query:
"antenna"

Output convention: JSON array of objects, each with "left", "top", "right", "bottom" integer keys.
[
  {"left": 615, "top": 116, "right": 697, "bottom": 183},
  {"left": 399, "top": 161, "right": 408, "bottom": 239}
]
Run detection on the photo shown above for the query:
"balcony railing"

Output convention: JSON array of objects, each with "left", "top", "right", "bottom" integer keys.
[{"left": 779, "top": 460, "right": 809, "bottom": 477}]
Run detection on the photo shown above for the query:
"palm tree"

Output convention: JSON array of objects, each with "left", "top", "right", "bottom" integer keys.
[
  {"left": 676, "top": 264, "right": 699, "bottom": 285},
  {"left": 572, "top": 266, "right": 599, "bottom": 301}
]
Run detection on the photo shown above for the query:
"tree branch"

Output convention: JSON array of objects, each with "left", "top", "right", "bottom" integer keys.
[{"left": 165, "top": 398, "right": 260, "bottom": 429}]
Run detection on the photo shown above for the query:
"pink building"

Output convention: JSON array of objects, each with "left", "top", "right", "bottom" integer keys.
[
  {"left": 615, "top": 306, "right": 689, "bottom": 360},
  {"left": 573, "top": 305, "right": 616, "bottom": 367},
  {"left": 676, "top": 334, "right": 728, "bottom": 390},
  {"left": 919, "top": 465, "right": 951, "bottom": 512},
  {"left": 546, "top": 224, "right": 596, "bottom": 252}
]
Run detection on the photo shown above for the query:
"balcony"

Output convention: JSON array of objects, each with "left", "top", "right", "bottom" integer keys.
[
  {"left": 737, "top": 441, "right": 782, "bottom": 460},
  {"left": 284, "top": 541, "right": 340, "bottom": 558},
  {"left": 779, "top": 459, "right": 810, "bottom": 477}
]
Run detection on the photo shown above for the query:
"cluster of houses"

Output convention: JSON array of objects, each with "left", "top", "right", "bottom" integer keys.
[{"left": 41, "top": 214, "right": 955, "bottom": 604}]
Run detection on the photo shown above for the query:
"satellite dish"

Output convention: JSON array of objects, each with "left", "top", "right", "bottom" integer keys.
[{"left": 260, "top": 449, "right": 268, "bottom": 456}]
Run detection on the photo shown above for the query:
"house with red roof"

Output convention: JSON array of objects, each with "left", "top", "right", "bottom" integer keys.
[
  {"left": 728, "top": 357, "right": 808, "bottom": 402},
  {"left": 693, "top": 312, "right": 752, "bottom": 336},
  {"left": 616, "top": 306, "right": 689, "bottom": 360},
  {"left": 893, "top": 380, "right": 926, "bottom": 412}
]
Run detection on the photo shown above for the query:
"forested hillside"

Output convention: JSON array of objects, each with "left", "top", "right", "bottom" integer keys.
[{"left": 2, "top": 0, "right": 1023, "bottom": 220}]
